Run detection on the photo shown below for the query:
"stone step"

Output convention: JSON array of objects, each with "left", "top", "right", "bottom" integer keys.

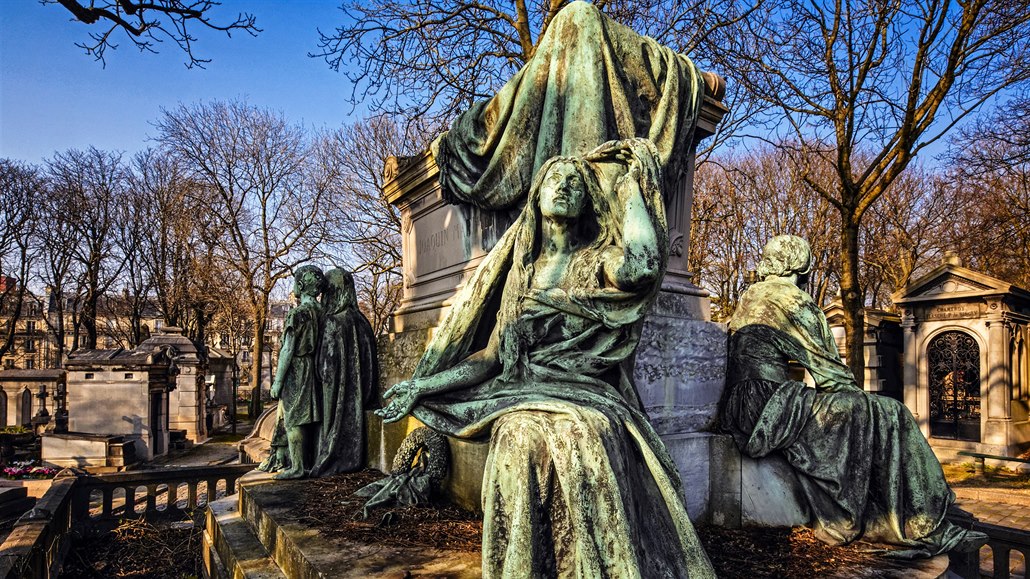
[
  {"left": 0, "top": 487, "right": 34, "bottom": 521},
  {"left": 233, "top": 470, "right": 481, "bottom": 579},
  {"left": 204, "top": 495, "right": 285, "bottom": 579},
  {"left": 0, "top": 487, "right": 28, "bottom": 504}
]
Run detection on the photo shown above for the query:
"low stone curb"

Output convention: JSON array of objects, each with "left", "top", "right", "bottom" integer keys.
[{"left": 954, "top": 487, "right": 1030, "bottom": 507}]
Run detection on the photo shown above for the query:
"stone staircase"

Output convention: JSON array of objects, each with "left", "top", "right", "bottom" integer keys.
[{"left": 203, "top": 471, "right": 481, "bottom": 579}]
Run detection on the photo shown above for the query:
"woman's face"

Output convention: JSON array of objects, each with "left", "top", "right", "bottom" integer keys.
[{"left": 539, "top": 162, "right": 586, "bottom": 220}]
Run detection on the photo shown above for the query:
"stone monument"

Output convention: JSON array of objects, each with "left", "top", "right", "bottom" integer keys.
[
  {"left": 373, "top": 1, "right": 731, "bottom": 574},
  {"left": 893, "top": 252, "right": 1030, "bottom": 460},
  {"left": 380, "top": 138, "right": 715, "bottom": 576},
  {"left": 375, "top": 1, "right": 731, "bottom": 522}
]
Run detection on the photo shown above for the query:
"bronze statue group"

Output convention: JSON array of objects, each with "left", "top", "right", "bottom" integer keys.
[{"left": 257, "top": 266, "right": 378, "bottom": 480}]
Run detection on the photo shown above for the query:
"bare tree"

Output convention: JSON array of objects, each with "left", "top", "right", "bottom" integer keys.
[
  {"left": 0, "top": 160, "right": 40, "bottom": 359},
  {"left": 32, "top": 177, "right": 83, "bottom": 367},
  {"left": 43, "top": 0, "right": 259, "bottom": 67},
  {"left": 728, "top": 0, "right": 1030, "bottom": 376},
  {"left": 859, "top": 167, "right": 967, "bottom": 309},
  {"left": 947, "top": 101, "right": 1030, "bottom": 287},
  {"left": 154, "top": 100, "right": 334, "bottom": 414},
  {"left": 45, "top": 148, "right": 129, "bottom": 350},
  {"left": 315, "top": 116, "right": 424, "bottom": 335},
  {"left": 689, "top": 147, "right": 840, "bottom": 319}
]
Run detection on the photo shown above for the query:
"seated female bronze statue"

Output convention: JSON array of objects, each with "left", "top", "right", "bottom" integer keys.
[
  {"left": 378, "top": 139, "right": 714, "bottom": 578},
  {"left": 723, "top": 235, "right": 986, "bottom": 556}
]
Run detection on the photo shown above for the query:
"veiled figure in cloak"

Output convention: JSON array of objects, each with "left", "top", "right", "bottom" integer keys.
[
  {"left": 310, "top": 269, "right": 379, "bottom": 477},
  {"left": 378, "top": 138, "right": 715, "bottom": 578},
  {"left": 433, "top": 0, "right": 706, "bottom": 209},
  {"left": 722, "top": 235, "right": 986, "bottom": 557}
]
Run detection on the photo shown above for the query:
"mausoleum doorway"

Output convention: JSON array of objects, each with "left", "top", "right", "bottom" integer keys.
[
  {"left": 927, "top": 330, "right": 981, "bottom": 442},
  {"left": 19, "top": 388, "right": 31, "bottom": 426}
]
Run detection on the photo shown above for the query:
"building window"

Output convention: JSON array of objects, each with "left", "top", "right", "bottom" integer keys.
[
  {"left": 84, "top": 372, "right": 94, "bottom": 380},
  {"left": 25, "top": 321, "right": 36, "bottom": 333},
  {"left": 3, "top": 359, "right": 13, "bottom": 369},
  {"left": 928, "top": 331, "right": 981, "bottom": 442},
  {"left": 24, "top": 359, "right": 34, "bottom": 369},
  {"left": 241, "top": 350, "right": 250, "bottom": 362},
  {"left": 24, "top": 339, "right": 35, "bottom": 353},
  {"left": 124, "top": 373, "right": 134, "bottom": 379}
]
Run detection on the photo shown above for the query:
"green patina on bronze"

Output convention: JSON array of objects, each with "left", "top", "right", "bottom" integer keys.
[
  {"left": 379, "top": 138, "right": 714, "bottom": 577},
  {"left": 259, "top": 267, "right": 378, "bottom": 480},
  {"left": 310, "top": 268, "right": 380, "bottom": 477},
  {"left": 722, "top": 235, "right": 985, "bottom": 557},
  {"left": 375, "top": 3, "right": 719, "bottom": 575},
  {"left": 433, "top": 0, "right": 705, "bottom": 211}
]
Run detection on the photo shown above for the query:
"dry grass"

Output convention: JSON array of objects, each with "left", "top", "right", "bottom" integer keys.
[{"left": 943, "top": 461, "right": 1030, "bottom": 489}]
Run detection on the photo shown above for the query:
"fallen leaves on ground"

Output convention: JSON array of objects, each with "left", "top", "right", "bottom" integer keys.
[{"left": 61, "top": 515, "right": 202, "bottom": 579}]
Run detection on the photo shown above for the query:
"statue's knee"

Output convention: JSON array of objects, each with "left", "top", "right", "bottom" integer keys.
[{"left": 493, "top": 413, "right": 550, "bottom": 457}]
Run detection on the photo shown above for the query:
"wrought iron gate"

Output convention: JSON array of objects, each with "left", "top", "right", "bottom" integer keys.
[{"left": 928, "top": 331, "right": 981, "bottom": 441}]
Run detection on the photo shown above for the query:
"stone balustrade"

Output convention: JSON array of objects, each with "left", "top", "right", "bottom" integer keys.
[{"left": 0, "top": 464, "right": 254, "bottom": 578}]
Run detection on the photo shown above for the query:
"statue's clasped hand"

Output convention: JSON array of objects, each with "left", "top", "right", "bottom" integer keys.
[{"left": 376, "top": 379, "right": 422, "bottom": 423}]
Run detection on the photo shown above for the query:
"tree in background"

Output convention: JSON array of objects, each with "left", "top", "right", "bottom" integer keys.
[
  {"left": 315, "top": 116, "right": 424, "bottom": 335},
  {"left": 859, "top": 167, "right": 964, "bottom": 308},
  {"left": 689, "top": 148, "right": 840, "bottom": 319},
  {"left": 155, "top": 100, "right": 336, "bottom": 415},
  {"left": 726, "top": 0, "right": 1030, "bottom": 377},
  {"left": 315, "top": 0, "right": 759, "bottom": 149},
  {"left": 45, "top": 148, "right": 129, "bottom": 350},
  {"left": 43, "top": 0, "right": 259, "bottom": 67},
  {"left": 0, "top": 160, "right": 40, "bottom": 359},
  {"left": 949, "top": 97, "right": 1030, "bottom": 288}
]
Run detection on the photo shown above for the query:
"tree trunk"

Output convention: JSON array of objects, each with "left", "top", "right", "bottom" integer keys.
[
  {"left": 83, "top": 294, "right": 99, "bottom": 350},
  {"left": 250, "top": 306, "right": 266, "bottom": 417},
  {"left": 839, "top": 218, "right": 866, "bottom": 383}
]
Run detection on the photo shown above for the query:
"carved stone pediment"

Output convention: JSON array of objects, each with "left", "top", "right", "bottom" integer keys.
[
  {"left": 892, "top": 262, "right": 1026, "bottom": 306},
  {"left": 913, "top": 274, "right": 992, "bottom": 297}
]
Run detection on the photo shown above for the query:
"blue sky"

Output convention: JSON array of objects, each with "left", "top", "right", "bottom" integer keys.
[{"left": 0, "top": 2, "right": 365, "bottom": 164}]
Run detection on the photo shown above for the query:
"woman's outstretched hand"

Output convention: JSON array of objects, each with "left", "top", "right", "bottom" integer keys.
[{"left": 376, "top": 379, "right": 423, "bottom": 423}]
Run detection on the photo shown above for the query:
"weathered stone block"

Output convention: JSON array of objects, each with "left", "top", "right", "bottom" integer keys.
[{"left": 740, "top": 452, "right": 810, "bottom": 527}]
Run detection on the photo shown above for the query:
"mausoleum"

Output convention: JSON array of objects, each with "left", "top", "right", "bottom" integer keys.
[{"left": 893, "top": 253, "right": 1030, "bottom": 459}]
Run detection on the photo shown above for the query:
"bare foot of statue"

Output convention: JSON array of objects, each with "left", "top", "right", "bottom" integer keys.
[{"left": 273, "top": 468, "right": 305, "bottom": 480}]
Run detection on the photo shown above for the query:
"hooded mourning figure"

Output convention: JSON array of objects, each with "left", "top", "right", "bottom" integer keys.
[
  {"left": 722, "top": 235, "right": 986, "bottom": 557},
  {"left": 309, "top": 268, "right": 379, "bottom": 477}
]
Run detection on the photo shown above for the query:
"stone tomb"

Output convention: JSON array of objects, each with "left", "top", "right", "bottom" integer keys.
[
  {"left": 58, "top": 347, "right": 174, "bottom": 463},
  {"left": 373, "top": 74, "right": 741, "bottom": 523},
  {"left": 893, "top": 252, "right": 1030, "bottom": 460}
]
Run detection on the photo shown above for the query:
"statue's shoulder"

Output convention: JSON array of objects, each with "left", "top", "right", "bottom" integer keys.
[{"left": 287, "top": 302, "right": 320, "bottom": 326}]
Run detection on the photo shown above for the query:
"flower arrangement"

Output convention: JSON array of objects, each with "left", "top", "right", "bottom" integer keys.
[{"left": 3, "top": 461, "right": 58, "bottom": 480}]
